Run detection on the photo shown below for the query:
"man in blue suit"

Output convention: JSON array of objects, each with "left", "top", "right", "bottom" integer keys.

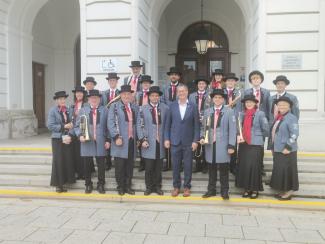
[{"left": 164, "top": 84, "right": 200, "bottom": 197}]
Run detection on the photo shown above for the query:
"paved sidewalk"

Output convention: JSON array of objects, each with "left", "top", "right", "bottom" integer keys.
[{"left": 0, "top": 197, "right": 325, "bottom": 243}]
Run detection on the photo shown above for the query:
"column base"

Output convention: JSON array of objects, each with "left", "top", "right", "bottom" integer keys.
[{"left": 0, "top": 110, "right": 38, "bottom": 139}]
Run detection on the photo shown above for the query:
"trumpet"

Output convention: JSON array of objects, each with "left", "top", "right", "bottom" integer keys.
[
  {"left": 106, "top": 94, "right": 121, "bottom": 107},
  {"left": 237, "top": 112, "right": 243, "bottom": 141},
  {"left": 80, "top": 114, "right": 90, "bottom": 141},
  {"left": 227, "top": 90, "right": 242, "bottom": 108},
  {"left": 203, "top": 116, "right": 211, "bottom": 144}
]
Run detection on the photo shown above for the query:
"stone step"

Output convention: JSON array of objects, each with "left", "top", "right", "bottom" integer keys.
[{"left": 0, "top": 174, "right": 324, "bottom": 198}]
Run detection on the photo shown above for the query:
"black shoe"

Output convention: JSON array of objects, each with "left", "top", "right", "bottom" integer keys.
[
  {"left": 278, "top": 195, "right": 292, "bottom": 201},
  {"left": 144, "top": 189, "right": 152, "bottom": 196},
  {"left": 138, "top": 167, "right": 145, "bottom": 172},
  {"left": 242, "top": 191, "right": 251, "bottom": 198},
  {"left": 250, "top": 192, "right": 259, "bottom": 199},
  {"left": 85, "top": 185, "right": 93, "bottom": 194},
  {"left": 155, "top": 188, "right": 164, "bottom": 195},
  {"left": 126, "top": 188, "right": 135, "bottom": 195},
  {"left": 221, "top": 193, "right": 230, "bottom": 200},
  {"left": 202, "top": 191, "right": 216, "bottom": 198},
  {"left": 97, "top": 184, "right": 105, "bottom": 194},
  {"left": 76, "top": 175, "right": 85, "bottom": 180},
  {"left": 118, "top": 189, "right": 125, "bottom": 196},
  {"left": 56, "top": 187, "right": 67, "bottom": 193}
]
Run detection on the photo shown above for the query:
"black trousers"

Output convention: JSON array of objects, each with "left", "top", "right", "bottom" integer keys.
[
  {"left": 72, "top": 137, "right": 84, "bottom": 178},
  {"left": 83, "top": 156, "right": 105, "bottom": 186},
  {"left": 229, "top": 142, "right": 237, "bottom": 174},
  {"left": 165, "top": 148, "right": 172, "bottom": 169},
  {"left": 106, "top": 148, "right": 112, "bottom": 169},
  {"left": 114, "top": 138, "right": 135, "bottom": 190},
  {"left": 144, "top": 141, "right": 162, "bottom": 190},
  {"left": 208, "top": 142, "right": 229, "bottom": 194}
]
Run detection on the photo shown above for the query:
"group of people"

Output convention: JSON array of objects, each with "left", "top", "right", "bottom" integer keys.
[{"left": 47, "top": 60, "right": 300, "bottom": 201}]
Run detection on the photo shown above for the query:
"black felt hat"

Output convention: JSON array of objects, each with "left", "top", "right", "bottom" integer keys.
[
  {"left": 72, "top": 85, "right": 86, "bottom": 93},
  {"left": 120, "top": 85, "right": 134, "bottom": 93},
  {"left": 83, "top": 76, "right": 97, "bottom": 85},
  {"left": 273, "top": 75, "right": 290, "bottom": 85},
  {"left": 53, "top": 91, "right": 69, "bottom": 100},
  {"left": 241, "top": 94, "right": 259, "bottom": 104},
  {"left": 194, "top": 76, "right": 210, "bottom": 85},
  {"left": 140, "top": 75, "right": 154, "bottom": 84},
  {"left": 167, "top": 67, "right": 182, "bottom": 76},
  {"left": 106, "top": 72, "right": 120, "bottom": 80},
  {"left": 86, "top": 89, "right": 102, "bottom": 97},
  {"left": 129, "top": 61, "right": 143, "bottom": 68},
  {"left": 275, "top": 96, "right": 293, "bottom": 107},
  {"left": 212, "top": 69, "right": 224, "bottom": 76},
  {"left": 223, "top": 73, "right": 239, "bottom": 81},
  {"left": 210, "top": 89, "right": 227, "bottom": 99},
  {"left": 148, "top": 86, "right": 163, "bottom": 96}
]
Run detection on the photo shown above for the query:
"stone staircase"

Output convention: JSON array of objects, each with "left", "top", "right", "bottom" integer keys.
[{"left": 0, "top": 150, "right": 325, "bottom": 198}]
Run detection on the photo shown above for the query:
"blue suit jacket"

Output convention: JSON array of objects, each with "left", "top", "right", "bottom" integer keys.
[{"left": 164, "top": 101, "right": 200, "bottom": 146}]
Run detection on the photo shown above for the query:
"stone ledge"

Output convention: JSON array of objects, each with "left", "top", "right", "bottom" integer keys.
[{"left": 0, "top": 109, "right": 38, "bottom": 139}]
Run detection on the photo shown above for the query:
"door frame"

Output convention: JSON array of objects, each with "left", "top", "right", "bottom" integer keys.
[{"left": 32, "top": 62, "right": 46, "bottom": 128}]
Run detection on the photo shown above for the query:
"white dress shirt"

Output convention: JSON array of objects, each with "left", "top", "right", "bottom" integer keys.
[{"left": 178, "top": 100, "right": 188, "bottom": 120}]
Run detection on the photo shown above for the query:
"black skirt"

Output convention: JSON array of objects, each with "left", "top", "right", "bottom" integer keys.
[
  {"left": 235, "top": 143, "right": 264, "bottom": 191},
  {"left": 71, "top": 137, "right": 84, "bottom": 178},
  {"left": 270, "top": 151, "right": 299, "bottom": 192},
  {"left": 50, "top": 138, "right": 76, "bottom": 187}
]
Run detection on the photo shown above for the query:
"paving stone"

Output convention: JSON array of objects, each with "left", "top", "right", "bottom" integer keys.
[
  {"left": 28, "top": 215, "right": 71, "bottom": 228},
  {"left": 96, "top": 219, "right": 136, "bottom": 233},
  {"left": 290, "top": 216, "right": 325, "bottom": 230},
  {"left": 90, "top": 208, "right": 127, "bottom": 221},
  {"left": 206, "top": 225, "right": 243, "bottom": 239},
  {"left": 0, "top": 214, "right": 38, "bottom": 227},
  {"left": 25, "top": 228, "right": 73, "bottom": 243},
  {"left": 61, "top": 217, "right": 100, "bottom": 230},
  {"left": 27, "top": 206, "right": 65, "bottom": 217},
  {"left": 59, "top": 207, "right": 97, "bottom": 218},
  {"left": 61, "top": 230, "right": 109, "bottom": 244},
  {"left": 256, "top": 216, "right": 295, "bottom": 229},
  {"left": 122, "top": 210, "right": 158, "bottom": 221},
  {"left": 168, "top": 222, "right": 205, "bottom": 237},
  {"left": 132, "top": 221, "right": 170, "bottom": 234},
  {"left": 0, "top": 226, "right": 38, "bottom": 241},
  {"left": 223, "top": 215, "right": 258, "bottom": 227},
  {"left": 185, "top": 236, "right": 224, "bottom": 244},
  {"left": 144, "top": 234, "right": 184, "bottom": 244},
  {"left": 188, "top": 213, "right": 222, "bottom": 225},
  {"left": 0, "top": 206, "right": 37, "bottom": 215},
  {"left": 155, "top": 211, "right": 189, "bottom": 223},
  {"left": 280, "top": 229, "right": 325, "bottom": 243},
  {"left": 102, "top": 232, "right": 146, "bottom": 244},
  {"left": 225, "top": 239, "right": 266, "bottom": 244},
  {"left": 243, "top": 226, "right": 283, "bottom": 242},
  {"left": 0, "top": 241, "right": 40, "bottom": 244}
]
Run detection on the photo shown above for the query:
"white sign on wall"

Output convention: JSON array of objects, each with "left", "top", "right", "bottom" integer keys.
[
  {"left": 100, "top": 58, "right": 117, "bottom": 72},
  {"left": 282, "top": 54, "right": 302, "bottom": 70}
]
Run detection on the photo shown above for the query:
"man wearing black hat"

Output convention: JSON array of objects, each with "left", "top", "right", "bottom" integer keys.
[
  {"left": 268, "top": 75, "right": 299, "bottom": 125},
  {"left": 124, "top": 61, "right": 143, "bottom": 92},
  {"left": 108, "top": 85, "right": 139, "bottom": 195},
  {"left": 75, "top": 89, "right": 110, "bottom": 194},
  {"left": 161, "top": 67, "right": 182, "bottom": 106},
  {"left": 101, "top": 72, "right": 121, "bottom": 171},
  {"left": 83, "top": 77, "right": 97, "bottom": 95},
  {"left": 161, "top": 67, "right": 182, "bottom": 171},
  {"left": 135, "top": 75, "right": 154, "bottom": 172},
  {"left": 199, "top": 89, "right": 236, "bottom": 200},
  {"left": 189, "top": 76, "right": 210, "bottom": 173},
  {"left": 223, "top": 73, "right": 243, "bottom": 175},
  {"left": 136, "top": 86, "right": 169, "bottom": 195}
]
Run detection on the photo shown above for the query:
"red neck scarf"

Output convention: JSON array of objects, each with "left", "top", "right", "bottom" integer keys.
[
  {"left": 59, "top": 106, "right": 67, "bottom": 113},
  {"left": 275, "top": 113, "right": 284, "bottom": 121},
  {"left": 242, "top": 108, "right": 257, "bottom": 144}
]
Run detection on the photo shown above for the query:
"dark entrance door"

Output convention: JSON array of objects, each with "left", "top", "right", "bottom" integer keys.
[
  {"left": 32, "top": 62, "right": 46, "bottom": 128},
  {"left": 176, "top": 21, "right": 230, "bottom": 93}
]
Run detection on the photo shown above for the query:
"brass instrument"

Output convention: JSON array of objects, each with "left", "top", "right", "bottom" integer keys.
[
  {"left": 106, "top": 94, "right": 121, "bottom": 108},
  {"left": 237, "top": 112, "right": 243, "bottom": 140},
  {"left": 227, "top": 89, "right": 242, "bottom": 108},
  {"left": 137, "top": 106, "right": 148, "bottom": 148},
  {"left": 80, "top": 114, "right": 90, "bottom": 141},
  {"left": 203, "top": 115, "right": 211, "bottom": 144},
  {"left": 113, "top": 103, "right": 121, "bottom": 141}
]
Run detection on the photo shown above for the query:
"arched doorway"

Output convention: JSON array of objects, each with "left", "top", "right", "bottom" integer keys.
[{"left": 176, "top": 21, "right": 230, "bottom": 92}]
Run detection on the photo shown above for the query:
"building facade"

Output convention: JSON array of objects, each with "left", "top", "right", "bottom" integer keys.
[{"left": 0, "top": 0, "right": 324, "bottom": 151}]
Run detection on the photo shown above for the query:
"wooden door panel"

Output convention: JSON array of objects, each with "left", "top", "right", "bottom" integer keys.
[{"left": 32, "top": 62, "right": 45, "bottom": 128}]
